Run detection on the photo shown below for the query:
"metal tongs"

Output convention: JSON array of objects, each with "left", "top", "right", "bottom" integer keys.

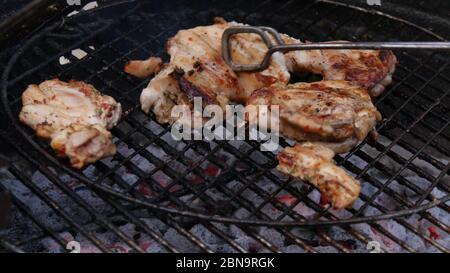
[{"left": 222, "top": 26, "right": 450, "bottom": 72}]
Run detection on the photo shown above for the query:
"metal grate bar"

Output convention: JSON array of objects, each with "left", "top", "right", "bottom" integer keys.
[
  {"left": 0, "top": 180, "right": 72, "bottom": 251},
  {"left": 0, "top": 238, "right": 25, "bottom": 253},
  {"left": 7, "top": 167, "right": 110, "bottom": 252}
]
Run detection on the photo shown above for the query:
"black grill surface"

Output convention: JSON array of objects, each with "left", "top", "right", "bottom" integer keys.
[{"left": 0, "top": 0, "right": 449, "bottom": 253}]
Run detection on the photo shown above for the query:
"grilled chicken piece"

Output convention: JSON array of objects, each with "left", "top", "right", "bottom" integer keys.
[
  {"left": 124, "top": 57, "right": 163, "bottom": 79},
  {"left": 137, "top": 19, "right": 395, "bottom": 123},
  {"left": 277, "top": 142, "right": 361, "bottom": 209},
  {"left": 139, "top": 19, "right": 290, "bottom": 122},
  {"left": 247, "top": 80, "right": 381, "bottom": 153},
  {"left": 19, "top": 79, "right": 122, "bottom": 168},
  {"left": 284, "top": 39, "right": 397, "bottom": 97},
  {"left": 131, "top": 19, "right": 396, "bottom": 209},
  {"left": 50, "top": 124, "right": 116, "bottom": 168},
  {"left": 140, "top": 65, "right": 192, "bottom": 124}
]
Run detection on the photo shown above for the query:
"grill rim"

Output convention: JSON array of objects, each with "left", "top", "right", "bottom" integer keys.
[{"left": 0, "top": 0, "right": 449, "bottom": 253}]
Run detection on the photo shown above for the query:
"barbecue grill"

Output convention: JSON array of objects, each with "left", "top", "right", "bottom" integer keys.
[{"left": 0, "top": 0, "right": 449, "bottom": 253}]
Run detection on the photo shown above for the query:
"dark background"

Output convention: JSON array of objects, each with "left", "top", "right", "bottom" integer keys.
[
  {"left": 1, "top": 1, "right": 449, "bottom": 35},
  {"left": 1, "top": 0, "right": 449, "bottom": 23}
]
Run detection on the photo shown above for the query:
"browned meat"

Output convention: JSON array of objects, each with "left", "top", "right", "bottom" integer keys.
[
  {"left": 139, "top": 19, "right": 290, "bottom": 122},
  {"left": 19, "top": 79, "right": 122, "bottom": 168},
  {"left": 124, "top": 57, "right": 163, "bottom": 78},
  {"left": 284, "top": 40, "right": 397, "bottom": 97},
  {"left": 247, "top": 80, "right": 381, "bottom": 153},
  {"left": 277, "top": 142, "right": 361, "bottom": 209}
]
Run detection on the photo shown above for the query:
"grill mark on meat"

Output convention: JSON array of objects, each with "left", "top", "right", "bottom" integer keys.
[
  {"left": 188, "top": 31, "right": 241, "bottom": 96},
  {"left": 277, "top": 151, "right": 295, "bottom": 167},
  {"left": 232, "top": 34, "right": 264, "bottom": 61},
  {"left": 191, "top": 31, "right": 222, "bottom": 57},
  {"left": 247, "top": 88, "right": 274, "bottom": 103},
  {"left": 171, "top": 67, "right": 217, "bottom": 105},
  {"left": 254, "top": 72, "right": 278, "bottom": 86},
  {"left": 331, "top": 58, "right": 350, "bottom": 69}
]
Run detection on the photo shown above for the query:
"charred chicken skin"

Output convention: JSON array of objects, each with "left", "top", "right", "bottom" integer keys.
[{"left": 19, "top": 79, "right": 122, "bottom": 169}]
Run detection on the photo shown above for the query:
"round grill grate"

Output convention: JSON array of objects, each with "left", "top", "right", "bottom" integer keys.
[{"left": 1, "top": 0, "right": 449, "bottom": 253}]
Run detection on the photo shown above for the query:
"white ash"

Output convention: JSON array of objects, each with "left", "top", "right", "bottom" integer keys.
[
  {"left": 1, "top": 199, "right": 42, "bottom": 245},
  {"left": 329, "top": 226, "right": 367, "bottom": 252},
  {"left": 39, "top": 216, "right": 174, "bottom": 253},
  {"left": 293, "top": 202, "right": 317, "bottom": 218},
  {"left": 234, "top": 235, "right": 263, "bottom": 252},
  {"left": 282, "top": 244, "right": 305, "bottom": 253},
  {"left": 428, "top": 206, "right": 449, "bottom": 226},
  {"left": 145, "top": 143, "right": 171, "bottom": 162},
  {"left": 190, "top": 224, "right": 223, "bottom": 247},
  {"left": 159, "top": 131, "right": 185, "bottom": 149},
  {"left": 59, "top": 173, "right": 115, "bottom": 214},
  {"left": 40, "top": 231, "right": 76, "bottom": 253},
  {"left": 231, "top": 139, "right": 251, "bottom": 151},
  {"left": 115, "top": 166, "right": 139, "bottom": 187},
  {"left": 346, "top": 153, "right": 369, "bottom": 169},
  {"left": 210, "top": 244, "right": 238, "bottom": 253},
  {"left": 4, "top": 140, "right": 449, "bottom": 253},
  {"left": 288, "top": 227, "right": 319, "bottom": 243},
  {"left": 248, "top": 150, "right": 270, "bottom": 165},
  {"left": 226, "top": 181, "right": 267, "bottom": 209},
  {"left": 315, "top": 246, "right": 339, "bottom": 253},
  {"left": 241, "top": 188, "right": 264, "bottom": 208},
  {"left": 143, "top": 119, "right": 166, "bottom": 135},
  {"left": 351, "top": 219, "right": 420, "bottom": 253},
  {"left": 232, "top": 207, "right": 252, "bottom": 220},
  {"left": 115, "top": 142, "right": 135, "bottom": 158},
  {"left": 365, "top": 135, "right": 449, "bottom": 184},
  {"left": 203, "top": 188, "right": 229, "bottom": 205},
  {"left": 163, "top": 228, "right": 200, "bottom": 253},
  {"left": 260, "top": 203, "right": 284, "bottom": 220},
  {"left": 81, "top": 165, "right": 101, "bottom": 180},
  {"left": 376, "top": 192, "right": 401, "bottom": 211},
  {"left": 167, "top": 160, "right": 189, "bottom": 175},
  {"left": 130, "top": 154, "right": 155, "bottom": 174},
  {"left": 144, "top": 242, "right": 166, "bottom": 253},
  {"left": 2, "top": 172, "right": 80, "bottom": 231},
  {"left": 139, "top": 217, "right": 169, "bottom": 236},
  {"left": 1, "top": 128, "right": 448, "bottom": 253},
  {"left": 229, "top": 224, "right": 248, "bottom": 239},
  {"left": 258, "top": 179, "right": 277, "bottom": 193},
  {"left": 259, "top": 227, "right": 286, "bottom": 248},
  {"left": 404, "top": 231, "right": 427, "bottom": 251}
]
